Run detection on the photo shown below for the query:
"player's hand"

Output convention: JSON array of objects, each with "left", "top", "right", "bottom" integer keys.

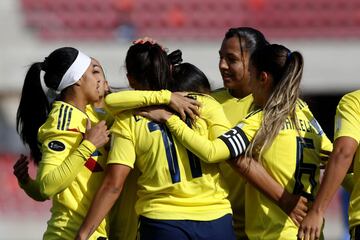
[
  {"left": 13, "top": 154, "right": 30, "bottom": 185},
  {"left": 279, "top": 191, "right": 308, "bottom": 226},
  {"left": 136, "top": 106, "right": 173, "bottom": 123},
  {"left": 133, "top": 36, "right": 157, "bottom": 45},
  {"left": 297, "top": 210, "right": 323, "bottom": 240},
  {"left": 169, "top": 92, "right": 201, "bottom": 121},
  {"left": 84, "top": 120, "right": 110, "bottom": 148}
]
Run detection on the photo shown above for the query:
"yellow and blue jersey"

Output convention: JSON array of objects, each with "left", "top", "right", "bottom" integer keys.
[
  {"left": 108, "top": 93, "right": 232, "bottom": 221},
  {"left": 211, "top": 88, "right": 254, "bottom": 239},
  {"left": 36, "top": 101, "right": 108, "bottom": 240},
  {"left": 165, "top": 100, "right": 332, "bottom": 239},
  {"left": 231, "top": 106, "right": 331, "bottom": 239},
  {"left": 334, "top": 90, "right": 360, "bottom": 229}
]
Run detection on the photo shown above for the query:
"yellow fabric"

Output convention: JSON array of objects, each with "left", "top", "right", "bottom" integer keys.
[
  {"left": 241, "top": 106, "right": 331, "bottom": 240},
  {"left": 37, "top": 101, "right": 108, "bottom": 240},
  {"left": 105, "top": 89, "right": 172, "bottom": 114},
  {"left": 334, "top": 90, "right": 360, "bottom": 229},
  {"left": 86, "top": 104, "right": 114, "bottom": 127},
  {"left": 109, "top": 167, "right": 140, "bottom": 240},
  {"left": 104, "top": 90, "right": 171, "bottom": 239},
  {"left": 108, "top": 94, "right": 232, "bottom": 221},
  {"left": 166, "top": 99, "right": 332, "bottom": 239},
  {"left": 211, "top": 89, "right": 254, "bottom": 126},
  {"left": 211, "top": 89, "right": 254, "bottom": 239}
]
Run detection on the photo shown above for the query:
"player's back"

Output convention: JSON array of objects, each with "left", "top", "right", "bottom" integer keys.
[{"left": 110, "top": 93, "right": 232, "bottom": 221}]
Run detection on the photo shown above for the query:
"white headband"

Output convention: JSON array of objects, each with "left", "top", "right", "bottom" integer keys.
[{"left": 57, "top": 51, "right": 91, "bottom": 91}]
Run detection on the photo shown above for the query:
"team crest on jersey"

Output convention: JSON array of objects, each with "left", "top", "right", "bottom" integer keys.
[{"left": 48, "top": 140, "right": 65, "bottom": 151}]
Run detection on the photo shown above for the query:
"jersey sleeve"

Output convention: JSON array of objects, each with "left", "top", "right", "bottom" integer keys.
[
  {"left": 36, "top": 136, "right": 96, "bottom": 198},
  {"left": 19, "top": 178, "right": 48, "bottom": 201},
  {"left": 107, "top": 116, "right": 136, "bottom": 168},
  {"left": 166, "top": 115, "right": 230, "bottom": 163},
  {"left": 334, "top": 93, "right": 360, "bottom": 143},
  {"left": 200, "top": 96, "right": 232, "bottom": 139},
  {"left": 105, "top": 90, "right": 172, "bottom": 114}
]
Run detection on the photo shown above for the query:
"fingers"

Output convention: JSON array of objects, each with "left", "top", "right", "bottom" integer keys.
[
  {"left": 86, "top": 119, "right": 91, "bottom": 131},
  {"left": 174, "top": 91, "right": 188, "bottom": 97},
  {"left": 133, "top": 37, "right": 156, "bottom": 45},
  {"left": 297, "top": 228, "right": 304, "bottom": 240},
  {"left": 13, "top": 154, "right": 28, "bottom": 169},
  {"left": 185, "top": 97, "right": 202, "bottom": 108}
]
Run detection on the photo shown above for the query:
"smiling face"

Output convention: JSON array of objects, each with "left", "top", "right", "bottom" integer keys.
[{"left": 218, "top": 36, "right": 251, "bottom": 98}]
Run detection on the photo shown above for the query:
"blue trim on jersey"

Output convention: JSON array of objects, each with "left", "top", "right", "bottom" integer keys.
[
  {"left": 66, "top": 107, "right": 73, "bottom": 130},
  {"left": 57, "top": 104, "right": 64, "bottom": 130},
  {"left": 61, "top": 105, "right": 69, "bottom": 130},
  {"left": 185, "top": 118, "right": 202, "bottom": 179},
  {"left": 148, "top": 122, "right": 181, "bottom": 183}
]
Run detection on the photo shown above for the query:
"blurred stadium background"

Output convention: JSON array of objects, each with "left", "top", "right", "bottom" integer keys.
[{"left": 1, "top": 0, "right": 359, "bottom": 239}]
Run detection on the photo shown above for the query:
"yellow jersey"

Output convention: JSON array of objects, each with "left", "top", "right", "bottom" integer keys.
[
  {"left": 334, "top": 90, "right": 360, "bottom": 229},
  {"left": 211, "top": 88, "right": 254, "bottom": 239},
  {"left": 108, "top": 93, "right": 232, "bottom": 221},
  {"left": 36, "top": 101, "right": 108, "bottom": 240},
  {"left": 165, "top": 101, "right": 332, "bottom": 239}
]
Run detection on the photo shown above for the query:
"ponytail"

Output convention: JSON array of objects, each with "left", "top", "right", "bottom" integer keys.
[
  {"left": 16, "top": 62, "right": 50, "bottom": 164},
  {"left": 16, "top": 47, "right": 79, "bottom": 164},
  {"left": 247, "top": 44, "right": 304, "bottom": 161}
]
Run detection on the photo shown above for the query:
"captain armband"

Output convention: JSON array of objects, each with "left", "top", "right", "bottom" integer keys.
[{"left": 218, "top": 126, "right": 250, "bottom": 159}]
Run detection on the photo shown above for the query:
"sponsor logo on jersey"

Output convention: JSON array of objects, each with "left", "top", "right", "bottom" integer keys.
[{"left": 48, "top": 140, "right": 65, "bottom": 151}]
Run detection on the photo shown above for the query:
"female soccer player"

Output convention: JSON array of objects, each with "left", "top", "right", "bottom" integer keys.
[
  {"left": 13, "top": 57, "right": 112, "bottom": 201},
  {"left": 16, "top": 47, "right": 110, "bottom": 239},
  {"left": 298, "top": 90, "right": 360, "bottom": 240},
  {"left": 211, "top": 27, "right": 269, "bottom": 239},
  {"left": 139, "top": 44, "right": 332, "bottom": 239},
  {"left": 76, "top": 42, "right": 237, "bottom": 240}
]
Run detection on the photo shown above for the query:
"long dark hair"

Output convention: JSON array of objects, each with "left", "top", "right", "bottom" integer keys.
[
  {"left": 16, "top": 47, "right": 79, "bottom": 164},
  {"left": 125, "top": 42, "right": 171, "bottom": 90},
  {"left": 224, "top": 27, "right": 269, "bottom": 82}
]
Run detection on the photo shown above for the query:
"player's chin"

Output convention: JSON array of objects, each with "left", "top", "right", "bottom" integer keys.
[{"left": 223, "top": 80, "right": 234, "bottom": 88}]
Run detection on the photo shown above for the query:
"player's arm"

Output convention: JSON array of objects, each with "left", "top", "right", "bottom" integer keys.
[
  {"left": 299, "top": 93, "right": 360, "bottom": 240},
  {"left": 77, "top": 122, "right": 134, "bottom": 240},
  {"left": 230, "top": 156, "right": 308, "bottom": 226},
  {"left": 13, "top": 154, "right": 47, "bottom": 201},
  {"left": 105, "top": 90, "right": 172, "bottom": 114},
  {"left": 37, "top": 121, "right": 109, "bottom": 198},
  {"left": 20, "top": 178, "right": 48, "bottom": 201},
  {"left": 298, "top": 136, "right": 357, "bottom": 240},
  {"left": 105, "top": 90, "right": 200, "bottom": 120},
  {"left": 76, "top": 163, "right": 131, "bottom": 240}
]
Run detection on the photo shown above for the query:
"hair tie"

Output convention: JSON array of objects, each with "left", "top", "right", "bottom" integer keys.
[
  {"left": 168, "top": 49, "right": 183, "bottom": 66},
  {"left": 287, "top": 51, "right": 292, "bottom": 60}
]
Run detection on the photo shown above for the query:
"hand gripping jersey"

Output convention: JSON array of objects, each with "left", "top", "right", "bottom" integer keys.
[
  {"left": 107, "top": 93, "right": 232, "bottom": 221},
  {"left": 211, "top": 88, "right": 254, "bottom": 239},
  {"left": 334, "top": 90, "right": 360, "bottom": 229},
  {"left": 37, "top": 101, "right": 108, "bottom": 240},
  {"left": 165, "top": 100, "right": 332, "bottom": 239}
]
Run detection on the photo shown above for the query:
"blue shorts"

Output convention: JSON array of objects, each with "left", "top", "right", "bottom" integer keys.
[{"left": 138, "top": 214, "right": 236, "bottom": 240}]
